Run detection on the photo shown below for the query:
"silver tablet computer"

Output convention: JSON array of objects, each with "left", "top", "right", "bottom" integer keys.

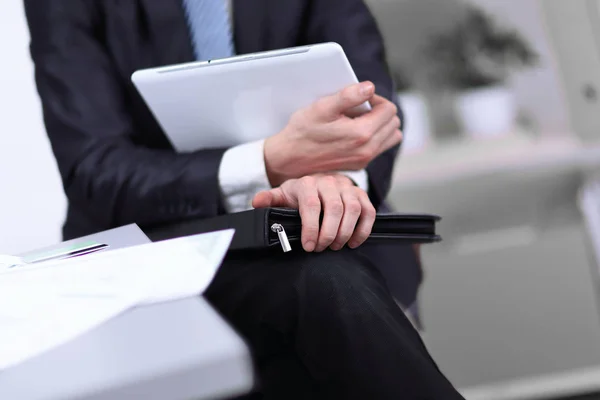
[{"left": 131, "top": 42, "right": 370, "bottom": 152}]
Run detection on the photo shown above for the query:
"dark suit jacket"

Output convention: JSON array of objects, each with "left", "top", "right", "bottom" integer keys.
[{"left": 24, "top": 0, "right": 421, "bottom": 307}]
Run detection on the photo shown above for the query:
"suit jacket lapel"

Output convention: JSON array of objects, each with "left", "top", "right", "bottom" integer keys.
[
  {"left": 136, "top": 0, "right": 269, "bottom": 64},
  {"left": 138, "top": 0, "right": 196, "bottom": 66}
]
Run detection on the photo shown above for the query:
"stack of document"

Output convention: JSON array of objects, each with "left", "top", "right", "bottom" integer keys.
[{"left": 0, "top": 229, "right": 234, "bottom": 371}]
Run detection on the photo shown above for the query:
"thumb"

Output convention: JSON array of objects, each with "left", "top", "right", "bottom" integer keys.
[
  {"left": 252, "top": 188, "right": 286, "bottom": 209},
  {"left": 316, "top": 81, "right": 375, "bottom": 118}
]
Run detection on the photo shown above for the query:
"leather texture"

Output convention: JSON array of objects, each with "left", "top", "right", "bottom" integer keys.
[{"left": 145, "top": 208, "right": 441, "bottom": 250}]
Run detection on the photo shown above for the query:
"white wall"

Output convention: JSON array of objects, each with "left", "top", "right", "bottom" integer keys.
[{"left": 0, "top": 1, "right": 66, "bottom": 254}]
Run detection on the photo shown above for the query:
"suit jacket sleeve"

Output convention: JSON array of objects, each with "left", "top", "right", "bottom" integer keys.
[
  {"left": 24, "top": 1, "right": 227, "bottom": 229},
  {"left": 304, "top": 0, "right": 402, "bottom": 209}
]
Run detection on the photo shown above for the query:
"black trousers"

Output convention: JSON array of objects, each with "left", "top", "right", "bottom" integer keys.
[{"left": 204, "top": 245, "right": 464, "bottom": 400}]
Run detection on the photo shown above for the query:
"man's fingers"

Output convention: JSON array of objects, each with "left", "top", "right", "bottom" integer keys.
[
  {"left": 252, "top": 188, "right": 286, "bottom": 208},
  {"left": 330, "top": 189, "right": 363, "bottom": 251},
  {"left": 368, "top": 93, "right": 392, "bottom": 108},
  {"left": 315, "top": 177, "right": 344, "bottom": 252},
  {"left": 354, "top": 95, "right": 398, "bottom": 136},
  {"left": 297, "top": 177, "right": 321, "bottom": 252},
  {"left": 369, "top": 115, "right": 402, "bottom": 153},
  {"left": 252, "top": 190, "right": 273, "bottom": 208},
  {"left": 348, "top": 191, "right": 376, "bottom": 249},
  {"left": 313, "top": 81, "right": 375, "bottom": 119},
  {"left": 378, "top": 126, "right": 403, "bottom": 154}
]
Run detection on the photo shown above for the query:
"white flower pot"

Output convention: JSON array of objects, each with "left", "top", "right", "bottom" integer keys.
[
  {"left": 397, "top": 91, "right": 431, "bottom": 152},
  {"left": 455, "top": 85, "right": 517, "bottom": 139}
]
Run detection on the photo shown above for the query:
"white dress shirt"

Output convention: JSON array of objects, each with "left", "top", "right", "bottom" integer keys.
[{"left": 216, "top": 0, "right": 369, "bottom": 213}]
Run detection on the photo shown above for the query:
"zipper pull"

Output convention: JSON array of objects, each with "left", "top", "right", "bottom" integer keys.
[{"left": 271, "top": 223, "right": 292, "bottom": 252}]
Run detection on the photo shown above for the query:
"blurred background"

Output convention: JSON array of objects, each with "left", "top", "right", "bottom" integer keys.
[{"left": 2, "top": 0, "right": 600, "bottom": 399}]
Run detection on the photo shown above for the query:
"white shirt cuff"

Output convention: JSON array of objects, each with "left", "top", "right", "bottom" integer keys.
[
  {"left": 338, "top": 170, "right": 369, "bottom": 192},
  {"left": 218, "top": 140, "right": 272, "bottom": 213}
]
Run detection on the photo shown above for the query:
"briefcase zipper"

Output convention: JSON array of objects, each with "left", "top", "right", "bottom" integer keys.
[{"left": 271, "top": 223, "right": 292, "bottom": 252}]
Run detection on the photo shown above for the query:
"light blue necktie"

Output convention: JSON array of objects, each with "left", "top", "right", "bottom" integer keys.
[{"left": 182, "top": 0, "right": 235, "bottom": 61}]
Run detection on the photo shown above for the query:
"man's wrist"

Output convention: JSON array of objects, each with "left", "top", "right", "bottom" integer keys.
[
  {"left": 264, "top": 134, "right": 292, "bottom": 187},
  {"left": 219, "top": 140, "right": 272, "bottom": 213},
  {"left": 337, "top": 170, "right": 369, "bottom": 192}
]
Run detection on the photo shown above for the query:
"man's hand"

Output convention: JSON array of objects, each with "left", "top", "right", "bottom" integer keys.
[
  {"left": 252, "top": 174, "right": 376, "bottom": 252},
  {"left": 264, "top": 82, "right": 402, "bottom": 186}
]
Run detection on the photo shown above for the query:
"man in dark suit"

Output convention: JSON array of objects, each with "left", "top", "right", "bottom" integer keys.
[{"left": 24, "top": 0, "right": 461, "bottom": 398}]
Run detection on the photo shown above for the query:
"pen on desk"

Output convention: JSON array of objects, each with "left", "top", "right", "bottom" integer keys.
[
  {"left": 24, "top": 243, "right": 110, "bottom": 265},
  {"left": 0, "top": 255, "right": 25, "bottom": 270}
]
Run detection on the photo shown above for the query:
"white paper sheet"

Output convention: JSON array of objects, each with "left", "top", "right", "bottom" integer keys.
[{"left": 0, "top": 229, "right": 234, "bottom": 371}]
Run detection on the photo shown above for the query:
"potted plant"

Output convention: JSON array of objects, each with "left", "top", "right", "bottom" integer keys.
[{"left": 419, "top": 5, "right": 538, "bottom": 139}]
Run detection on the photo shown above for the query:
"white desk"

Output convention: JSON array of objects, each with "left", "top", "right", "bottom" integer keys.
[
  {"left": 0, "top": 298, "right": 254, "bottom": 400},
  {"left": 0, "top": 225, "right": 254, "bottom": 400}
]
